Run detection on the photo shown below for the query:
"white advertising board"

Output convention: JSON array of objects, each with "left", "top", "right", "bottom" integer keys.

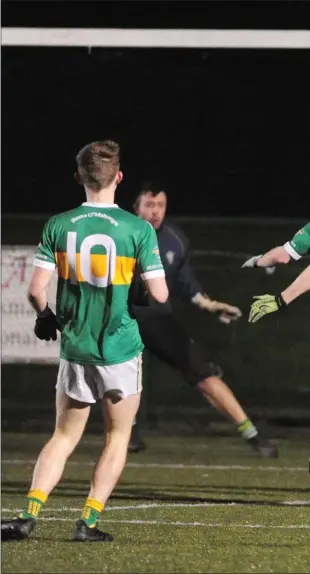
[{"left": 2, "top": 246, "right": 60, "bottom": 363}]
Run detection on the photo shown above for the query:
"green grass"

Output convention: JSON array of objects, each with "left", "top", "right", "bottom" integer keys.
[{"left": 2, "top": 432, "right": 310, "bottom": 573}]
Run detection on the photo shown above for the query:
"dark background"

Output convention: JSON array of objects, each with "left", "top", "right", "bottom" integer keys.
[
  {"left": 2, "top": 0, "right": 310, "bottom": 216},
  {"left": 3, "top": 0, "right": 310, "bottom": 30},
  {"left": 2, "top": 1, "right": 310, "bottom": 427}
]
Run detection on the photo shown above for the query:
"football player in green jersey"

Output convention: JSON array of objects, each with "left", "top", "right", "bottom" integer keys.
[
  {"left": 242, "top": 222, "right": 310, "bottom": 322},
  {"left": 1, "top": 141, "right": 168, "bottom": 543}
]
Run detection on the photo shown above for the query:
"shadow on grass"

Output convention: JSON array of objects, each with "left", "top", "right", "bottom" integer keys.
[
  {"left": 2, "top": 479, "right": 309, "bottom": 507},
  {"left": 17, "top": 537, "right": 304, "bottom": 549}
]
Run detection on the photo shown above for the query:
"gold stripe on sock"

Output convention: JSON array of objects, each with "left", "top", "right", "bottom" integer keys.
[
  {"left": 85, "top": 498, "right": 104, "bottom": 514},
  {"left": 81, "top": 508, "right": 91, "bottom": 521},
  {"left": 28, "top": 489, "right": 48, "bottom": 504}
]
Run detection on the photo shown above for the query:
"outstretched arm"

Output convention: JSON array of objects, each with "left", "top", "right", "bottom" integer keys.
[
  {"left": 167, "top": 225, "right": 242, "bottom": 324},
  {"left": 255, "top": 246, "right": 291, "bottom": 267},
  {"left": 281, "top": 264, "right": 310, "bottom": 305},
  {"left": 248, "top": 265, "right": 310, "bottom": 323},
  {"left": 242, "top": 222, "right": 310, "bottom": 269}
]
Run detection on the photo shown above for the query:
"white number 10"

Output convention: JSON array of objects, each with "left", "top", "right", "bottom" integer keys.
[{"left": 67, "top": 232, "right": 117, "bottom": 287}]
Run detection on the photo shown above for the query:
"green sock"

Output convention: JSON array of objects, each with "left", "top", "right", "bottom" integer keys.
[
  {"left": 80, "top": 497, "right": 104, "bottom": 528},
  {"left": 19, "top": 489, "right": 48, "bottom": 519},
  {"left": 237, "top": 418, "right": 258, "bottom": 440}
]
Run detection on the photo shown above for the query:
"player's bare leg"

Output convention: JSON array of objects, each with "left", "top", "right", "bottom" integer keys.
[
  {"left": 31, "top": 391, "right": 90, "bottom": 493},
  {"left": 92, "top": 392, "right": 140, "bottom": 502},
  {"left": 1, "top": 390, "right": 91, "bottom": 541},
  {"left": 197, "top": 376, "right": 248, "bottom": 425},
  {"left": 72, "top": 391, "right": 141, "bottom": 542},
  {"left": 196, "top": 376, "right": 278, "bottom": 458}
]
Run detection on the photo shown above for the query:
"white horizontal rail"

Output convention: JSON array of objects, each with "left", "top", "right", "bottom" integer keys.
[{"left": 2, "top": 28, "right": 310, "bottom": 49}]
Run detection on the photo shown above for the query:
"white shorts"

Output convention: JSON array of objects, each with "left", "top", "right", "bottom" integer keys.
[{"left": 56, "top": 354, "right": 143, "bottom": 404}]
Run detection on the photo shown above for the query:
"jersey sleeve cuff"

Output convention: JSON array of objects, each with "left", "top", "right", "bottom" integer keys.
[
  {"left": 141, "top": 269, "right": 165, "bottom": 280},
  {"left": 34, "top": 258, "right": 56, "bottom": 270},
  {"left": 283, "top": 241, "right": 302, "bottom": 260}
]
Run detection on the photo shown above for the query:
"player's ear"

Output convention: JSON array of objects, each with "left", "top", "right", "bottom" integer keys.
[
  {"left": 74, "top": 171, "right": 83, "bottom": 185},
  {"left": 116, "top": 171, "right": 123, "bottom": 185}
]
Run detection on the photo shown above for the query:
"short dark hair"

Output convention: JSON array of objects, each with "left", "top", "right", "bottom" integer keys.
[
  {"left": 76, "top": 140, "right": 120, "bottom": 191},
  {"left": 133, "top": 181, "right": 166, "bottom": 210}
]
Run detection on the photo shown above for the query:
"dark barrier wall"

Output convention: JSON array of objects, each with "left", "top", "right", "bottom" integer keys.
[
  {"left": 2, "top": 216, "right": 310, "bottom": 432},
  {"left": 2, "top": 47, "right": 309, "bottom": 216}
]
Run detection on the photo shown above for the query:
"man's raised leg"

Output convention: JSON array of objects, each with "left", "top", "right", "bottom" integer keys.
[{"left": 196, "top": 376, "right": 278, "bottom": 458}]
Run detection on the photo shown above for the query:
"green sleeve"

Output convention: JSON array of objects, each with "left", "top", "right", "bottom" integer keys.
[
  {"left": 137, "top": 222, "right": 165, "bottom": 280},
  {"left": 284, "top": 223, "right": 310, "bottom": 260},
  {"left": 34, "top": 217, "right": 57, "bottom": 269}
]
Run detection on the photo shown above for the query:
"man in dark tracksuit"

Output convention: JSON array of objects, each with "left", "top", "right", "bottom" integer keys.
[{"left": 129, "top": 182, "right": 278, "bottom": 458}]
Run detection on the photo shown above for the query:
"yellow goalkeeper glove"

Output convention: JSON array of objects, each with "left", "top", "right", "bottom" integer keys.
[
  {"left": 192, "top": 293, "right": 242, "bottom": 324},
  {"left": 249, "top": 294, "right": 286, "bottom": 324}
]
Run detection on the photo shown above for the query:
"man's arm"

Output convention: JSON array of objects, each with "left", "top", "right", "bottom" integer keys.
[
  {"left": 30, "top": 218, "right": 57, "bottom": 312},
  {"left": 255, "top": 246, "right": 291, "bottom": 267},
  {"left": 243, "top": 222, "right": 310, "bottom": 269},
  {"left": 248, "top": 265, "right": 310, "bottom": 323},
  {"left": 166, "top": 224, "right": 242, "bottom": 323},
  {"left": 143, "top": 276, "right": 168, "bottom": 304},
  {"left": 174, "top": 254, "right": 203, "bottom": 303},
  {"left": 28, "top": 267, "right": 54, "bottom": 315},
  {"left": 281, "top": 264, "right": 310, "bottom": 305},
  {"left": 137, "top": 221, "right": 168, "bottom": 304},
  {"left": 29, "top": 218, "right": 60, "bottom": 340}
]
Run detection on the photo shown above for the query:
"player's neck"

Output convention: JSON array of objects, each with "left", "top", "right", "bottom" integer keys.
[{"left": 84, "top": 186, "right": 116, "bottom": 205}]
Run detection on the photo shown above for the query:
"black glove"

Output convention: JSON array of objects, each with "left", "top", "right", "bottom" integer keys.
[{"left": 34, "top": 305, "right": 60, "bottom": 341}]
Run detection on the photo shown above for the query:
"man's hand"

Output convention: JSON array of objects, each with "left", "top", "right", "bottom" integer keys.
[
  {"left": 192, "top": 293, "right": 242, "bottom": 324},
  {"left": 242, "top": 254, "right": 262, "bottom": 268},
  {"left": 242, "top": 255, "right": 275, "bottom": 275},
  {"left": 249, "top": 294, "right": 286, "bottom": 324},
  {"left": 34, "top": 305, "right": 60, "bottom": 341}
]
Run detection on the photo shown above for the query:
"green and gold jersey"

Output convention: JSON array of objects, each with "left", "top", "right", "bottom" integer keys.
[
  {"left": 284, "top": 222, "right": 310, "bottom": 260},
  {"left": 34, "top": 202, "right": 165, "bottom": 365}
]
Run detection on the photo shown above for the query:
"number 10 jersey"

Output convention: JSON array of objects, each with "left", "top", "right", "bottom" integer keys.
[{"left": 34, "top": 202, "right": 165, "bottom": 365}]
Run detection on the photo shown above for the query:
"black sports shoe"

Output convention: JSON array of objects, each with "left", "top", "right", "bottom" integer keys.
[
  {"left": 248, "top": 436, "right": 278, "bottom": 458},
  {"left": 1, "top": 517, "right": 36, "bottom": 541},
  {"left": 72, "top": 520, "right": 114, "bottom": 542},
  {"left": 128, "top": 423, "right": 146, "bottom": 454}
]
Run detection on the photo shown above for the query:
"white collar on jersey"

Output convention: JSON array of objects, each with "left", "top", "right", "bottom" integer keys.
[{"left": 82, "top": 202, "right": 119, "bottom": 208}]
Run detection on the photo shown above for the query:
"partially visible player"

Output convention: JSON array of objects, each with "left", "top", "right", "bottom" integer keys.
[
  {"left": 128, "top": 182, "right": 278, "bottom": 458},
  {"left": 242, "top": 222, "right": 310, "bottom": 269},
  {"left": 1, "top": 141, "right": 168, "bottom": 542},
  {"left": 242, "top": 222, "right": 310, "bottom": 322}
]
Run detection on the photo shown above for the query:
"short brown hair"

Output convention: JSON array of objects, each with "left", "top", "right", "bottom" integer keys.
[
  {"left": 133, "top": 181, "right": 165, "bottom": 210},
  {"left": 76, "top": 140, "right": 120, "bottom": 191}
]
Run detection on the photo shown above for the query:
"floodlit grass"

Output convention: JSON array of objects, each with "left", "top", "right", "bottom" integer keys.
[{"left": 2, "top": 433, "right": 310, "bottom": 573}]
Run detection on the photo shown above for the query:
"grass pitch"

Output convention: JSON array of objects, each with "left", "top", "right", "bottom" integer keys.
[{"left": 2, "top": 432, "right": 310, "bottom": 573}]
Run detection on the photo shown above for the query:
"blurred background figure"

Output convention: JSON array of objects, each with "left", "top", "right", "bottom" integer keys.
[{"left": 127, "top": 182, "right": 278, "bottom": 459}]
